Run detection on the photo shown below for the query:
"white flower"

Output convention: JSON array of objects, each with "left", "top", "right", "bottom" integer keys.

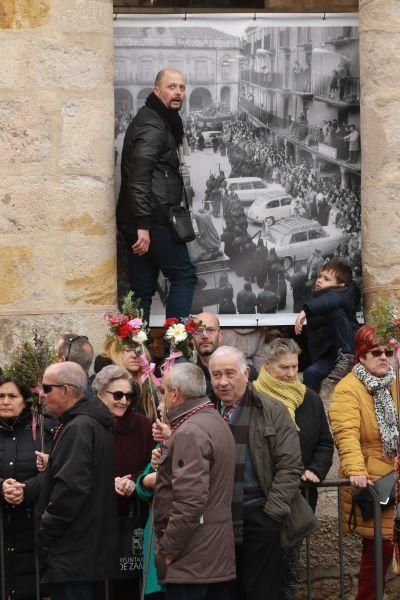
[
  {"left": 133, "top": 330, "right": 148, "bottom": 344},
  {"left": 165, "top": 323, "right": 188, "bottom": 343}
]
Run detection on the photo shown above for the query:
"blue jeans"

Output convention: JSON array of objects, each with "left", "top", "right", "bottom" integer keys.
[
  {"left": 50, "top": 582, "right": 94, "bottom": 600},
  {"left": 127, "top": 225, "right": 197, "bottom": 324},
  {"left": 303, "top": 357, "right": 335, "bottom": 392}
]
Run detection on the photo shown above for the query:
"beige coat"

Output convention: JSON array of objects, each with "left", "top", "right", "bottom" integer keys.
[{"left": 329, "top": 372, "right": 396, "bottom": 539}]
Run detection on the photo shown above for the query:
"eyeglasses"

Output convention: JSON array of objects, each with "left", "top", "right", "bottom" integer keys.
[
  {"left": 194, "top": 327, "right": 219, "bottom": 337},
  {"left": 41, "top": 383, "right": 79, "bottom": 393},
  {"left": 105, "top": 390, "right": 134, "bottom": 402},
  {"left": 369, "top": 348, "right": 394, "bottom": 358},
  {"left": 65, "top": 335, "right": 89, "bottom": 361}
]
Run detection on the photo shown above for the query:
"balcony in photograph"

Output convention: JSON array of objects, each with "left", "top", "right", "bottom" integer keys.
[
  {"left": 323, "top": 26, "right": 359, "bottom": 46},
  {"left": 313, "top": 74, "right": 360, "bottom": 108},
  {"left": 188, "top": 73, "right": 215, "bottom": 84},
  {"left": 135, "top": 73, "right": 155, "bottom": 83}
]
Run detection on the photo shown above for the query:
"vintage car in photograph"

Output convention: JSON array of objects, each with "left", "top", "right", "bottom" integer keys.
[
  {"left": 263, "top": 217, "right": 345, "bottom": 269},
  {"left": 199, "top": 130, "right": 221, "bottom": 148},
  {"left": 225, "top": 177, "right": 270, "bottom": 206},
  {"left": 247, "top": 184, "right": 293, "bottom": 225}
]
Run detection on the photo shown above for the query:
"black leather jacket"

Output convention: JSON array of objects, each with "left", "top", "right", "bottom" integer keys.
[{"left": 117, "top": 105, "right": 183, "bottom": 243}]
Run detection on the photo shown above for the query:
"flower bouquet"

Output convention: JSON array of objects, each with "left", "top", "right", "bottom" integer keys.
[
  {"left": 370, "top": 298, "right": 400, "bottom": 572},
  {"left": 161, "top": 317, "right": 202, "bottom": 374},
  {"left": 103, "top": 292, "right": 160, "bottom": 419},
  {"left": 3, "top": 329, "right": 56, "bottom": 450}
]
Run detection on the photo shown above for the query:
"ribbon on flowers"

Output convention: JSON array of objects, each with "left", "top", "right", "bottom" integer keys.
[
  {"left": 160, "top": 351, "right": 183, "bottom": 375},
  {"left": 389, "top": 339, "right": 400, "bottom": 364},
  {"left": 138, "top": 353, "right": 161, "bottom": 387}
]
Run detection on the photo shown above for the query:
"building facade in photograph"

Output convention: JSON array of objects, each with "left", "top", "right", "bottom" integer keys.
[
  {"left": 114, "top": 26, "right": 240, "bottom": 115},
  {"left": 239, "top": 25, "right": 360, "bottom": 191}
]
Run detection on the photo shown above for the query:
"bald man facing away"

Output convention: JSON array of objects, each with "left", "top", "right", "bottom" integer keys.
[
  {"left": 117, "top": 67, "right": 197, "bottom": 324},
  {"left": 36, "top": 362, "right": 117, "bottom": 600}
]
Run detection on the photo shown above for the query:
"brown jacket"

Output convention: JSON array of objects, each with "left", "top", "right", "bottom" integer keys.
[
  {"left": 153, "top": 398, "right": 236, "bottom": 584},
  {"left": 248, "top": 387, "right": 320, "bottom": 547},
  {"left": 329, "top": 372, "right": 396, "bottom": 539}
]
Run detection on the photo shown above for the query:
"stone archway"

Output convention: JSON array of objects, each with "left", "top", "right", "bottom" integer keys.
[
  {"left": 220, "top": 86, "right": 231, "bottom": 110},
  {"left": 114, "top": 88, "right": 133, "bottom": 113},
  {"left": 189, "top": 87, "right": 212, "bottom": 111},
  {"left": 137, "top": 88, "right": 153, "bottom": 110}
]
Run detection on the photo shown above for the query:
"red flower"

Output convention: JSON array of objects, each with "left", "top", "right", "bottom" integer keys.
[
  {"left": 185, "top": 323, "right": 197, "bottom": 334},
  {"left": 118, "top": 323, "right": 132, "bottom": 338},
  {"left": 164, "top": 317, "right": 179, "bottom": 328}
]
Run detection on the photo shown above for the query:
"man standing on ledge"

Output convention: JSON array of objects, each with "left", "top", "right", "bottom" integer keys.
[{"left": 117, "top": 68, "right": 197, "bottom": 324}]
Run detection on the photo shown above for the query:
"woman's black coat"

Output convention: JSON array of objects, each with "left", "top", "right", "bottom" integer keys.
[
  {"left": 295, "top": 388, "right": 334, "bottom": 512},
  {"left": 0, "top": 408, "right": 56, "bottom": 599}
]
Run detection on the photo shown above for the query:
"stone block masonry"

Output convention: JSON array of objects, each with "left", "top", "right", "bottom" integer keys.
[{"left": 0, "top": 0, "right": 116, "bottom": 361}]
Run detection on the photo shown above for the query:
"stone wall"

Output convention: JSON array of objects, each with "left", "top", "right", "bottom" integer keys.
[
  {"left": 359, "top": 0, "right": 400, "bottom": 311},
  {"left": 0, "top": 0, "right": 116, "bottom": 361}
]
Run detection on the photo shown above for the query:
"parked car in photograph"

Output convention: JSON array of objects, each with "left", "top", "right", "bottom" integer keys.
[
  {"left": 225, "top": 177, "right": 270, "bottom": 207},
  {"left": 200, "top": 131, "right": 221, "bottom": 147},
  {"left": 263, "top": 217, "right": 345, "bottom": 269},
  {"left": 247, "top": 184, "right": 293, "bottom": 225}
]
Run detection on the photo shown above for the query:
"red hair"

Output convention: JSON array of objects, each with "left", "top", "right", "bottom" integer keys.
[{"left": 355, "top": 324, "right": 378, "bottom": 363}]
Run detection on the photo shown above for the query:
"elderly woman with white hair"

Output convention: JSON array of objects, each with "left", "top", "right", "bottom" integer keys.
[
  {"left": 93, "top": 365, "right": 153, "bottom": 600},
  {"left": 253, "top": 338, "right": 334, "bottom": 600}
]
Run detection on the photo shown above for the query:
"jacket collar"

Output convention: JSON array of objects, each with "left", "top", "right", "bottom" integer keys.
[{"left": 167, "top": 397, "right": 209, "bottom": 425}]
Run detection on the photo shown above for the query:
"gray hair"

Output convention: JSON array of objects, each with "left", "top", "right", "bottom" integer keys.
[
  {"left": 48, "top": 361, "right": 88, "bottom": 398},
  {"left": 264, "top": 338, "right": 301, "bottom": 363},
  {"left": 92, "top": 365, "right": 132, "bottom": 394},
  {"left": 165, "top": 363, "right": 206, "bottom": 399},
  {"left": 208, "top": 346, "right": 248, "bottom": 374},
  {"left": 56, "top": 333, "right": 94, "bottom": 373}
]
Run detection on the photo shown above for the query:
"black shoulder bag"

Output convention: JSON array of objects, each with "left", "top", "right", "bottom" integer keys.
[
  {"left": 348, "top": 470, "right": 396, "bottom": 530},
  {"left": 169, "top": 185, "right": 196, "bottom": 244}
]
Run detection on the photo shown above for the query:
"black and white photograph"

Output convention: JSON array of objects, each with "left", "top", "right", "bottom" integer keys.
[{"left": 114, "top": 14, "right": 361, "bottom": 321}]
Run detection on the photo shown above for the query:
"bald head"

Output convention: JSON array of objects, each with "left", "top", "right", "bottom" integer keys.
[
  {"left": 154, "top": 68, "right": 185, "bottom": 110},
  {"left": 194, "top": 312, "right": 222, "bottom": 364},
  {"left": 42, "top": 362, "right": 87, "bottom": 416}
]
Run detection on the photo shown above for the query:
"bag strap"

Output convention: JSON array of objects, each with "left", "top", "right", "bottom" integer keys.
[{"left": 348, "top": 493, "right": 357, "bottom": 531}]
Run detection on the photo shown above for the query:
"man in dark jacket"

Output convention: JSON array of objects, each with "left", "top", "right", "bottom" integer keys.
[
  {"left": 117, "top": 68, "right": 197, "bottom": 324},
  {"left": 209, "top": 346, "right": 318, "bottom": 600},
  {"left": 236, "top": 282, "right": 257, "bottom": 314},
  {"left": 36, "top": 362, "right": 117, "bottom": 600},
  {"left": 153, "top": 363, "right": 235, "bottom": 600},
  {"left": 295, "top": 259, "right": 360, "bottom": 392}
]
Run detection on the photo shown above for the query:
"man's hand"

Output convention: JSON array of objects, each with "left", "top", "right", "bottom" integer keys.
[
  {"left": 152, "top": 419, "right": 172, "bottom": 443},
  {"left": 132, "top": 230, "right": 150, "bottom": 256},
  {"left": 2, "top": 479, "right": 25, "bottom": 505},
  {"left": 301, "top": 469, "right": 320, "bottom": 484},
  {"left": 35, "top": 451, "right": 49, "bottom": 473},
  {"left": 294, "top": 310, "right": 306, "bottom": 335}
]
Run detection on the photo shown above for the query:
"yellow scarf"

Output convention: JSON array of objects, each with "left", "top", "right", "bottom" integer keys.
[{"left": 253, "top": 366, "right": 306, "bottom": 426}]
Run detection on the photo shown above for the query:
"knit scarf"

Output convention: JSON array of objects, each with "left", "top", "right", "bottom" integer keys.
[
  {"left": 224, "top": 389, "right": 252, "bottom": 545},
  {"left": 145, "top": 92, "right": 184, "bottom": 146},
  {"left": 353, "top": 362, "right": 399, "bottom": 457},
  {"left": 253, "top": 366, "right": 306, "bottom": 426}
]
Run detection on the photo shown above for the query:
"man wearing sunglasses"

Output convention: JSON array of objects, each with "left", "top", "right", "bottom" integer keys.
[{"left": 36, "top": 362, "right": 117, "bottom": 600}]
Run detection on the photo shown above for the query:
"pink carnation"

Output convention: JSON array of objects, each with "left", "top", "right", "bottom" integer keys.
[{"left": 128, "top": 318, "right": 143, "bottom": 329}]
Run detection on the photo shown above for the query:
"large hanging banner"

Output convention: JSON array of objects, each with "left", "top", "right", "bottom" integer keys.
[{"left": 114, "top": 13, "right": 360, "bottom": 325}]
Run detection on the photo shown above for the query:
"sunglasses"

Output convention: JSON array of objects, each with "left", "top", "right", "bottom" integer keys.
[
  {"left": 369, "top": 349, "right": 394, "bottom": 358},
  {"left": 66, "top": 335, "right": 89, "bottom": 361},
  {"left": 105, "top": 390, "right": 134, "bottom": 402},
  {"left": 42, "top": 383, "right": 79, "bottom": 393}
]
